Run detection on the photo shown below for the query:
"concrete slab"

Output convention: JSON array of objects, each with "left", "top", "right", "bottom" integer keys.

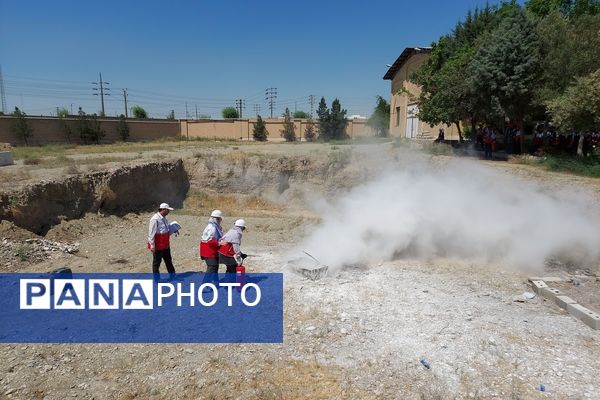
[
  {"left": 0, "top": 151, "right": 13, "bottom": 166},
  {"left": 555, "top": 295, "right": 577, "bottom": 310},
  {"left": 540, "top": 277, "right": 565, "bottom": 283},
  {"left": 527, "top": 276, "right": 567, "bottom": 283},
  {"left": 567, "top": 303, "right": 600, "bottom": 330},
  {"left": 530, "top": 280, "right": 548, "bottom": 295},
  {"left": 540, "top": 287, "right": 562, "bottom": 301},
  {"left": 528, "top": 276, "right": 565, "bottom": 283}
]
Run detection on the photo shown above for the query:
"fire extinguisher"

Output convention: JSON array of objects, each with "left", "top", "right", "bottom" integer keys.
[{"left": 236, "top": 264, "right": 246, "bottom": 290}]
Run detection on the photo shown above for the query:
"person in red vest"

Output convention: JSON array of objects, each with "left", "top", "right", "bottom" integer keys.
[
  {"left": 483, "top": 128, "right": 492, "bottom": 159},
  {"left": 218, "top": 219, "right": 247, "bottom": 274},
  {"left": 148, "top": 202, "right": 176, "bottom": 278},
  {"left": 199, "top": 209, "right": 224, "bottom": 273}
]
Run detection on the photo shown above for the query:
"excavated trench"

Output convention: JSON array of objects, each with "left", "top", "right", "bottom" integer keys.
[
  {"left": 0, "top": 160, "right": 190, "bottom": 235},
  {"left": 0, "top": 150, "right": 377, "bottom": 236}
]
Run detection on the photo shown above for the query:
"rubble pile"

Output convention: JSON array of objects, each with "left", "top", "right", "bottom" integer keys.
[{"left": 0, "top": 237, "right": 80, "bottom": 267}]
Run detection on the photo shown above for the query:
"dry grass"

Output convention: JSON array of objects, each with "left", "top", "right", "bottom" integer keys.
[
  {"left": 23, "top": 157, "right": 42, "bottom": 165},
  {"left": 183, "top": 189, "right": 283, "bottom": 217},
  {"left": 65, "top": 164, "right": 81, "bottom": 175},
  {"left": 11, "top": 139, "right": 237, "bottom": 161},
  {"left": 222, "top": 151, "right": 251, "bottom": 163},
  {"left": 21, "top": 155, "right": 143, "bottom": 169},
  {"left": 0, "top": 169, "right": 32, "bottom": 184}
]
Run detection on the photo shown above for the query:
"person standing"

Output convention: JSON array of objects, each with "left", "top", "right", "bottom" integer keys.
[
  {"left": 435, "top": 128, "right": 445, "bottom": 143},
  {"left": 148, "top": 202, "right": 176, "bottom": 278},
  {"left": 218, "top": 219, "right": 247, "bottom": 274},
  {"left": 199, "top": 210, "right": 224, "bottom": 273},
  {"left": 483, "top": 128, "right": 492, "bottom": 159}
]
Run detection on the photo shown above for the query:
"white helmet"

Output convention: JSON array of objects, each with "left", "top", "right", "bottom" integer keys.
[
  {"left": 211, "top": 209, "right": 223, "bottom": 218},
  {"left": 234, "top": 219, "right": 246, "bottom": 228}
]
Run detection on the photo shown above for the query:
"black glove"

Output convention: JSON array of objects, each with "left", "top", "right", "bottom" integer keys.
[{"left": 241, "top": 253, "right": 247, "bottom": 260}]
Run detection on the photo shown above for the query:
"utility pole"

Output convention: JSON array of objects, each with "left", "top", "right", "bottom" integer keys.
[
  {"left": 122, "top": 88, "right": 128, "bottom": 118},
  {"left": 0, "top": 65, "right": 6, "bottom": 114},
  {"left": 195, "top": 104, "right": 198, "bottom": 120},
  {"left": 185, "top": 102, "right": 189, "bottom": 119},
  {"left": 309, "top": 94, "right": 316, "bottom": 118},
  {"left": 265, "top": 88, "right": 277, "bottom": 118},
  {"left": 235, "top": 99, "right": 246, "bottom": 118},
  {"left": 253, "top": 104, "right": 261, "bottom": 116},
  {"left": 92, "top": 73, "right": 110, "bottom": 116}
]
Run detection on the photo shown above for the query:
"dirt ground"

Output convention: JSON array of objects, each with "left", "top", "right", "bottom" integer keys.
[{"left": 1, "top": 141, "right": 599, "bottom": 399}]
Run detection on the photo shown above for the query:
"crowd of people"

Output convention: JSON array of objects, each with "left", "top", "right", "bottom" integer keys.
[
  {"left": 531, "top": 128, "right": 600, "bottom": 157},
  {"left": 473, "top": 126, "right": 600, "bottom": 158}
]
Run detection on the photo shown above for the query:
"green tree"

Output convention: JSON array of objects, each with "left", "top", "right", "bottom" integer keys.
[
  {"left": 88, "top": 114, "right": 105, "bottom": 144},
  {"left": 280, "top": 108, "right": 296, "bottom": 142},
  {"left": 292, "top": 110, "right": 309, "bottom": 119},
  {"left": 329, "top": 99, "right": 348, "bottom": 140},
  {"left": 526, "top": 0, "right": 600, "bottom": 17},
  {"left": 117, "top": 114, "right": 130, "bottom": 141},
  {"left": 253, "top": 115, "right": 268, "bottom": 141},
  {"left": 77, "top": 107, "right": 91, "bottom": 144},
  {"left": 316, "top": 97, "right": 330, "bottom": 140},
  {"left": 11, "top": 107, "right": 33, "bottom": 145},
  {"left": 58, "top": 112, "right": 72, "bottom": 143},
  {"left": 547, "top": 68, "right": 600, "bottom": 132},
  {"left": 535, "top": 11, "right": 600, "bottom": 103},
  {"left": 367, "top": 96, "right": 390, "bottom": 137},
  {"left": 57, "top": 107, "right": 69, "bottom": 118},
  {"left": 468, "top": 7, "right": 541, "bottom": 129},
  {"left": 317, "top": 97, "right": 348, "bottom": 141},
  {"left": 411, "top": 4, "right": 500, "bottom": 134},
  {"left": 77, "top": 108, "right": 105, "bottom": 144},
  {"left": 166, "top": 110, "right": 175, "bottom": 120},
  {"left": 303, "top": 118, "right": 316, "bottom": 142},
  {"left": 132, "top": 105, "right": 148, "bottom": 119},
  {"left": 222, "top": 107, "right": 239, "bottom": 119}
]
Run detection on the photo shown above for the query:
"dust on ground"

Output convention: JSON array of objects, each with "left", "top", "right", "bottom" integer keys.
[{"left": 1, "top": 141, "right": 599, "bottom": 399}]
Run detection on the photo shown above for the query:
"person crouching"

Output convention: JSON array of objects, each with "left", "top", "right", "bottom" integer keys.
[{"left": 218, "top": 219, "right": 246, "bottom": 275}]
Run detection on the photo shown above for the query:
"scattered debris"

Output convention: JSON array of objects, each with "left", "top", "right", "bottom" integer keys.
[
  {"left": 286, "top": 251, "right": 329, "bottom": 281},
  {"left": 419, "top": 357, "right": 431, "bottom": 370},
  {"left": 0, "top": 237, "right": 80, "bottom": 267}
]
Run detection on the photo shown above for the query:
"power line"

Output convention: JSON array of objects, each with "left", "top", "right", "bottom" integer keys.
[
  {"left": 5, "top": 74, "right": 92, "bottom": 84},
  {"left": 122, "top": 88, "right": 128, "bottom": 118},
  {"left": 125, "top": 87, "right": 234, "bottom": 103},
  {"left": 265, "top": 87, "right": 277, "bottom": 118},
  {"left": 92, "top": 72, "right": 110, "bottom": 116},
  {"left": 235, "top": 99, "right": 246, "bottom": 118},
  {"left": 309, "top": 94, "right": 316, "bottom": 118},
  {"left": 253, "top": 104, "right": 261, "bottom": 116},
  {"left": 0, "top": 65, "right": 7, "bottom": 113}
]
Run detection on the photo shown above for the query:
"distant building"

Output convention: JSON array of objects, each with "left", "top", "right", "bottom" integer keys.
[{"left": 383, "top": 47, "right": 458, "bottom": 140}]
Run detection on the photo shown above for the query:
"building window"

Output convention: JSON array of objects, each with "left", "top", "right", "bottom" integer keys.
[{"left": 395, "top": 107, "right": 401, "bottom": 127}]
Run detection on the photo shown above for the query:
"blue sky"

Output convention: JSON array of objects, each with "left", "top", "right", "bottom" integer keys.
[{"left": 1, "top": 0, "right": 516, "bottom": 119}]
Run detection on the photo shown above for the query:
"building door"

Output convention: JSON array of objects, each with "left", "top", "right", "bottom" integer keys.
[{"left": 406, "top": 104, "right": 419, "bottom": 138}]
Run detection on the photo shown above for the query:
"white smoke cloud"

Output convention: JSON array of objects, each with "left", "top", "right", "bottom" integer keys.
[{"left": 298, "top": 156, "right": 600, "bottom": 273}]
